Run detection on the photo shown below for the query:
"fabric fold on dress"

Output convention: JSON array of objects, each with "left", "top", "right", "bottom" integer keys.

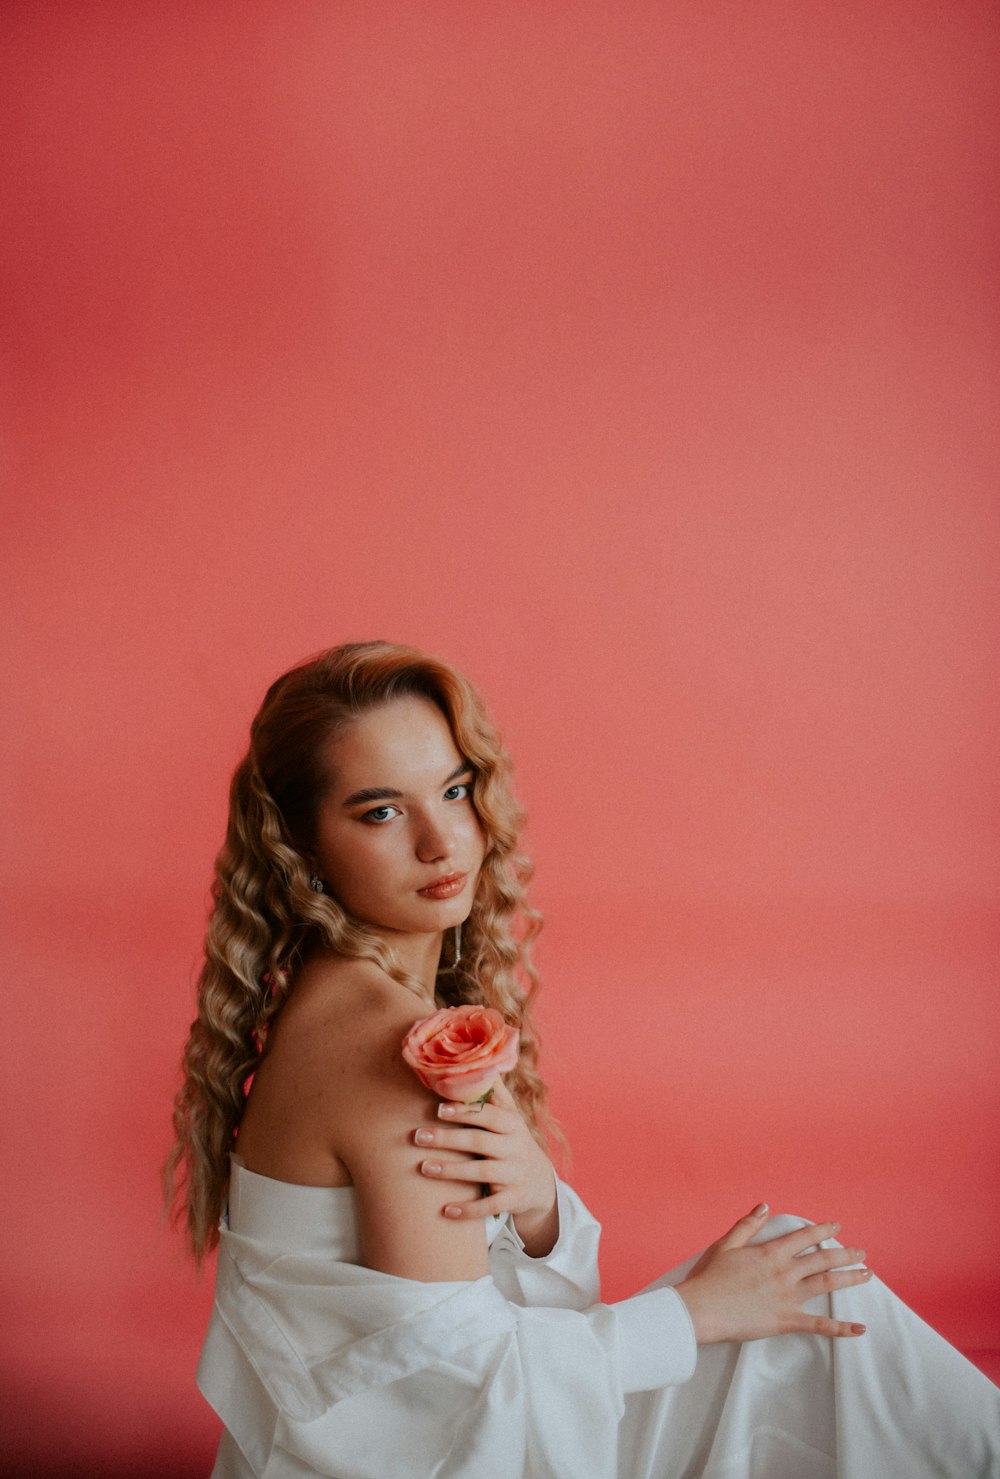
[
  {"left": 198, "top": 1161, "right": 1000, "bottom": 1479},
  {"left": 197, "top": 1163, "right": 697, "bottom": 1478},
  {"left": 487, "top": 1176, "right": 602, "bottom": 1309}
]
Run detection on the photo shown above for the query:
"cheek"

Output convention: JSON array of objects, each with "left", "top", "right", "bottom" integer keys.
[
  {"left": 465, "top": 812, "right": 488, "bottom": 867},
  {"left": 317, "top": 828, "right": 388, "bottom": 894}
]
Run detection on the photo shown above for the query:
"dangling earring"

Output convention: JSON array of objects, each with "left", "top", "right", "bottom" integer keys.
[
  {"left": 438, "top": 922, "right": 462, "bottom": 972},
  {"left": 309, "top": 874, "right": 325, "bottom": 894}
]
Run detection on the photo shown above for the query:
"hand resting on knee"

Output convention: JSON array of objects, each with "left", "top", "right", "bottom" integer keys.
[{"left": 675, "top": 1203, "right": 872, "bottom": 1345}]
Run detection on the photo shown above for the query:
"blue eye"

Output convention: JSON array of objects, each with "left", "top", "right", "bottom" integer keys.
[
  {"left": 444, "top": 782, "right": 472, "bottom": 801},
  {"left": 363, "top": 805, "right": 400, "bottom": 824}
]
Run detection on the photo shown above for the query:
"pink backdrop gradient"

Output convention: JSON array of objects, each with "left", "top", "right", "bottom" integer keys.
[{"left": 3, "top": 3, "right": 998, "bottom": 1474}]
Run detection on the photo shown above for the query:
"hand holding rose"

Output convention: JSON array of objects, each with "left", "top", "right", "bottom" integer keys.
[{"left": 402, "top": 1006, "right": 559, "bottom": 1257}]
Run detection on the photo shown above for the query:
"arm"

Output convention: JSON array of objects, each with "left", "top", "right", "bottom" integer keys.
[
  {"left": 333, "top": 991, "right": 491, "bottom": 1282},
  {"left": 328, "top": 994, "right": 696, "bottom": 1389},
  {"left": 269, "top": 976, "right": 867, "bottom": 1346},
  {"left": 200, "top": 978, "right": 694, "bottom": 1478},
  {"left": 202, "top": 1215, "right": 697, "bottom": 1479},
  {"left": 410, "top": 1079, "right": 560, "bottom": 1256},
  {"left": 405, "top": 1080, "right": 605, "bottom": 1305},
  {"left": 402, "top": 1082, "right": 873, "bottom": 1342}
]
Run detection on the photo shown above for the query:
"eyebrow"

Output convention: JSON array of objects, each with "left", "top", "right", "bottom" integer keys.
[{"left": 341, "top": 760, "right": 473, "bottom": 809}]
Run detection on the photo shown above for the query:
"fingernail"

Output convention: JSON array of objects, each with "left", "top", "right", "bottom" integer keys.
[
  {"left": 438, "top": 1105, "right": 458, "bottom": 1118},
  {"left": 414, "top": 1129, "right": 434, "bottom": 1146},
  {"left": 421, "top": 1161, "right": 442, "bottom": 1175},
  {"left": 851, "top": 1324, "right": 866, "bottom": 1335},
  {"left": 752, "top": 1202, "right": 769, "bottom": 1216},
  {"left": 444, "top": 1205, "right": 463, "bottom": 1218},
  {"left": 861, "top": 1268, "right": 873, "bottom": 1278}
]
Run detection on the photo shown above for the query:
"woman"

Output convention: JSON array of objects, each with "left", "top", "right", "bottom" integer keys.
[{"left": 167, "top": 640, "right": 999, "bottom": 1479}]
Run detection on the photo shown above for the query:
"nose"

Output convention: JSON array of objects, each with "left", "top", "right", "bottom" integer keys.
[{"left": 414, "top": 807, "right": 453, "bottom": 864}]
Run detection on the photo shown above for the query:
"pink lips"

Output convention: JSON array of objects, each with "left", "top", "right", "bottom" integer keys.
[{"left": 417, "top": 872, "right": 467, "bottom": 900}]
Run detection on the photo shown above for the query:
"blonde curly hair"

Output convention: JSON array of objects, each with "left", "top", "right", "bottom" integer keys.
[{"left": 165, "top": 640, "right": 554, "bottom": 1263}]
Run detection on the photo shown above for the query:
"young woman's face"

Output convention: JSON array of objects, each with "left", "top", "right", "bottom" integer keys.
[{"left": 310, "top": 695, "right": 486, "bottom": 943}]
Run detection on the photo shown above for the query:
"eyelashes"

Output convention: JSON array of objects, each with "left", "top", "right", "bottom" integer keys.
[
  {"left": 361, "top": 779, "right": 474, "bottom": 825},
  {"left": 361, "top": 805, "right": 400, "bottom": 824}
]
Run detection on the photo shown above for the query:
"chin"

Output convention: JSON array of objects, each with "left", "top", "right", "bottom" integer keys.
[
  {"left": 359, "top": 902, "right": 468, "bottom": 938},
  {"left": 419, "top": 900, "right": 470, "bottom": 928}
]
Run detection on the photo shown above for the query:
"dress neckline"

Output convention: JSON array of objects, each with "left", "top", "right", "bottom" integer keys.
[
  {"left": 226, "top": 1152, "right": 510, "bottom": 1251},
  {"left": 229, "top": 1152, "right": 356, "bottom": 1194}
]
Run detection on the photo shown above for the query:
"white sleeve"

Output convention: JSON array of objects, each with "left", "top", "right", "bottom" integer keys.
[
  {"left": 486, "top": 1176, "right": 696, "bottom": 1391},
  {"left": 199, "top": 1227, "right": 698, "bottom": 1479},
  {"left": 487, "top": 1174, "right": 602, "bottom": 1309}
]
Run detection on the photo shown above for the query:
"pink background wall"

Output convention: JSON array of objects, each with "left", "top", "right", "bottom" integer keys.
[{"left": 4, "top": 3, "right": 998, "bottom": 1473}]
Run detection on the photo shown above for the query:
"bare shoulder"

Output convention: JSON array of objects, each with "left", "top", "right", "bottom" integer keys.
[
  {"left": 273, "top": 956, "right": 489, "bottom": 1281},
  {"left": 284, "top": 954, "right": 442, "bottom": 1160},
  {"left": 276, "top": 953, "right": 429, "bottom": 1094},
  {"left": 238, "top": 955, "right": 424, "bottom": 1180}
]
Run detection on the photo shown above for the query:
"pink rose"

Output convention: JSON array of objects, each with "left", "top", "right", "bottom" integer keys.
[{"left": 402, "top": 1005, "right": 520, "bottom": 1104}]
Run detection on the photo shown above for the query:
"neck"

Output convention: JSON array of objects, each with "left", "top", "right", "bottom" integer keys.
[{"left": 374, "top": 928, "right": 445, "bottom": 1003}]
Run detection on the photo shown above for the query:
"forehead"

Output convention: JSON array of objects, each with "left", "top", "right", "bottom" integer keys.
[{"left": 326, "top": 695, "right": 462, "bottom": 787}]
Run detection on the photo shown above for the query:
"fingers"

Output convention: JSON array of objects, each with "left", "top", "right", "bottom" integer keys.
[
  {"left": 771, "top": 1221, "right": 843, "bottom": 1258},
  {"left": 414, "top": 1098, "right": 518, "bottom": 1156},
  {"left": 487, "top": 1078, "right": 519, "bottom": 1110},
  {"left": 438, "top": 1099, "right": 511, "bottom": 1129},
  {"left": 419, "top": 1156, "right": 499, "bottom": 1183},
  {"left": 415, "top": 1125, "right": 501, "bottom": 1156},
  {"left": 791, "top": 1313, "right": 867, "bottom": 1338},
  {"left": 793, "top": 1246, "right": 866, "bottom": 1279},
  {"left": 799, "top": 1266, "right": 873, "bottom": 1297},
  {"left": 717, "top": 1203, "right": 770, "bottom": 1249},
  {"left": 442, "top": 1191, "right": 509, "bottom": 1220}
]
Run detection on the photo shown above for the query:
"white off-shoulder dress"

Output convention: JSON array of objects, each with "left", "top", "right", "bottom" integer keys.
[{"left": 197, "top": 1156, "right": 1000, "bottom": 1478}]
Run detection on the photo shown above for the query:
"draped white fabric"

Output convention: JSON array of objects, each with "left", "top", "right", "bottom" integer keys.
[{"left": 197, "top": 1160, "right": 1000, "bottom": 1478}]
